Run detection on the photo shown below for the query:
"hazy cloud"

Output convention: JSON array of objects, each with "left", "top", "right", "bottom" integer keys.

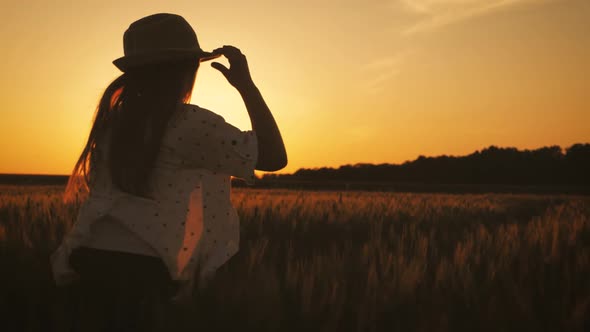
[
  {"left": 361, "top": 50, "right": 414, "bottom": 94},
  {"left": 397, "top": 0, "right": 557, "bottom": 34},
  {"left": 361, "top": 0, "right": 558, "bottom": 93}
]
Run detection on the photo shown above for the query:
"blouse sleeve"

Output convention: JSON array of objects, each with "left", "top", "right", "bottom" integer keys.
[{"left": 165, "top": 105, "right": 258, "bottom": 184}]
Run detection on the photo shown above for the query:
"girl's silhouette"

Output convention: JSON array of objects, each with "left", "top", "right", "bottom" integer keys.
[{"left": 51, "top": 13, "right": 287, "bottom": 331}]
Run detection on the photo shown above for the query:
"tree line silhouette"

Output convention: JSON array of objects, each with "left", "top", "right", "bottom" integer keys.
[
  {"left": 2, "top": 143, "right": 588, "bottom": 190},
  {"left": 261, "top": 144, "right": 590, "bottom": 186}
]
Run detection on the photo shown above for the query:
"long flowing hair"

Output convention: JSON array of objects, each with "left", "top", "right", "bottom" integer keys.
[{"left": 64, "top": 59, "right": 200, "bottom": 203}]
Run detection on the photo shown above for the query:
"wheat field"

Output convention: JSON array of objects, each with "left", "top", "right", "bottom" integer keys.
[{"left": 1, "top": 185, "right": 589, "bottom": 331}]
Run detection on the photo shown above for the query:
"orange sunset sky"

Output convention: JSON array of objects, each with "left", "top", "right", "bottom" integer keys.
[{"left": 0, "top": 0, "right": 588, "bottom": 175}]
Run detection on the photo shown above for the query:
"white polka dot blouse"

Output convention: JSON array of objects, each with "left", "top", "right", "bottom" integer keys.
[{"left": 51, "top": 103, "right": 258, "bottom": 285}]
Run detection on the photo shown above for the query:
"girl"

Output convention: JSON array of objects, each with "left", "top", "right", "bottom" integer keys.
[{"left": 51, "top": 13, "right": 287, "bottom": 331}]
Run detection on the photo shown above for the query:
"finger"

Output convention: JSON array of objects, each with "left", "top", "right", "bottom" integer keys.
[
  {"left": 222, "top": 45, "right": 242, "bottom": 54},
  {"left": 213, "top": 46, "right": 241, "bottom": 56},
  {"left": 211, "top": 62, "right": 229, "bottom": 77},
  {"left": 220, "top": 45, "right": 246, "bottom": 61},
  {"left": 212, "top": 47, "right": 225, "bottom": 55},
  {"left": 212, "top": 46, "right": 246, "bottom": 69}
]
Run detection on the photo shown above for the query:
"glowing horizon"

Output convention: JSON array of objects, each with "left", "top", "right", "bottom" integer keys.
[{"left": 1, "top": 0, "right": 589, "bottom": 176}]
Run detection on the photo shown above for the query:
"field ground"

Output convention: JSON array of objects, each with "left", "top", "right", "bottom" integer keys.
[{"left": 1, "top": 185, "right": 589, "bottom": 331}]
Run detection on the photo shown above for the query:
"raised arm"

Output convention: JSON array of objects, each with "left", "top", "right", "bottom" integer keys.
[{"left": 211, "top": 45, "right": 288, "bottom": 171}]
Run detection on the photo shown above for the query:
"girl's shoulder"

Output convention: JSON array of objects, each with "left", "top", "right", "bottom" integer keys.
[
  {"left": 167, "top": 104, "right": 245, "bottom": 142},
  {"left": 174, "top": 103, "right": 225, "bottom": 125}
]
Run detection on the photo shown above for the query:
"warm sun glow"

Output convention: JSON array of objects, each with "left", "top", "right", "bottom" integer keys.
[{"left": 1, "top": 0, "right": 589, "bottom": 175}]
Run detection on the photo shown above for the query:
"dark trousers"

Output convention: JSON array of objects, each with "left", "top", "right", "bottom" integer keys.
[{"left": 68, "top": 247, "right": 178, "bottom": 332}]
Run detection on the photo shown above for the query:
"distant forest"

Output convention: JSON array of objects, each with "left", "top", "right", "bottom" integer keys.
[
  {"left": 261, "top": 144, "right": 590, "bottom": 186},
  {"left": 1, "top": 144, "right": 589, "bottom": 192}
]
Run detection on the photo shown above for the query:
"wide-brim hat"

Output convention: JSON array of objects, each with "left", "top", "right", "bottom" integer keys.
[{"left": 113, "top": 13, "right": 220, "bottom": 72}]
